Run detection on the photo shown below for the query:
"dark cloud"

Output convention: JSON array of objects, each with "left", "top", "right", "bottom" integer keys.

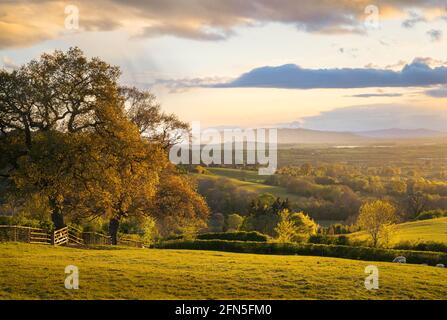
[
  {"left": 298, "top": 104, "right": 447, "bottom": 132},
  {"left": 212, "top": 59, "right": 447, "bottom": 89},
  {"left": 1, "top": 0, "right": 447, "bottom": 48},
  {"left": 349, "top": 93, "right": 403, "bottom": 98}
]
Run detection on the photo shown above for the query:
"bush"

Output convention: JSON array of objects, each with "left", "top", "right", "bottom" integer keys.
[
  {"left": 156, "top": 239, "right": 447, "bottom": 266},
  {"left": 308, "top": 234, "right": 350, "bottom": 246},
  {"left": 197, "top": 231, "right": 268, "bottom": 242},
  {"left": 0, "top": 216, "right": 12, "bottom": 225},
  {"left": 416, "top": 209, "right": 447, "bottom": 220},
  {"left": 326, "top": 223, "right": 358, "bottom": 235},
  {"left": 0, "top": 214, "right": 54, "bottom": 231},
  {"left": 163, "top": 234, "right": 186, "bottom": 241},
  {"left": 393, "top": 241, "right": 447, "bottom": 253}
]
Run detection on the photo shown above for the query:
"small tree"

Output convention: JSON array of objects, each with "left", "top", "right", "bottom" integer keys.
[
  {"left": 275, "top": 209, "right": 317, "bottom": 243},
  {"left": 226, "top": 213, "right": 243, "bottom": 231},
  {"left": 290, "top": 211, "right": 318, "bottom": 239},
  {"left": 275, "top": 210, "right": 296, "bottom": 243},
  {"left": 207, "top": 212, "right": 224, "bottom": 233},
  {"left": 356, "top": 200, "right": 398, "bottom": 247}
]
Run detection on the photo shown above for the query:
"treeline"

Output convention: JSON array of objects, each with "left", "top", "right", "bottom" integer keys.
[{"left": 271, "top": 164, "right": 447, "bottom": 221}]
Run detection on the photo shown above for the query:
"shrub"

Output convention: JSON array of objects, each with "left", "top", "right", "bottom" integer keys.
[
  {"left": 308, "top": 234, "right": 350, "bottom": 246},
  {"left": 156, "top": 239, "right": 447, "bottom": 266},
  {"left": 326, "top": 223, "right": 358, "bottom": 235},
  {"left": 163, "top": 234, "right": 186, "bottom": 241},
  {"left": 197, "top": 231, "right": 268, "bottom": 242},
  {"left": 225, "top": 214, "right": 243, "bottom": 231},
  {"left": 416, "top": 209, "right": 447, "bottom": 220},
  {"left": 0, "top": 216, "right": 12, "bottom": 225},
  {"left": 393, "top": 241, "right": 447, "bottom": 253},
  {"left": 2, "top": 214, "right": 54, "bottom": 231}
]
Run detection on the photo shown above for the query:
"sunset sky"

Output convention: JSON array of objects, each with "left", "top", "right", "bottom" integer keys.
[{"left": 1, "top": 0, "right": 447, "bottom": 131}]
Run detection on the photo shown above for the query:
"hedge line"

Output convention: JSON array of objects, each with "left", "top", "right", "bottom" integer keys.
[
  {"left": 197, "top": 231, "right": 268, "bottom": 242},
  {"left": 393, "top": 241, "right": 447, "bottom": 254},
  {"left": 156, "top": 240, "right": 447, "bottom": 266}
]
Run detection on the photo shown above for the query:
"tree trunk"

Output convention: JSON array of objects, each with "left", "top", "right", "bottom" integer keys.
[
  {"left": 109, "top": 218, "right": 119, "bottom": 245},
  {"left": 49, "top": 196, "right": 65, "bottom": 230},
  {"left": 51, "top": 211, "right": 65, "bottom": 230}
]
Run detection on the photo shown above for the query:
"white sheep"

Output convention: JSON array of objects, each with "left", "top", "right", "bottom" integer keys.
[{"left": 393, "top": 256, "right": 406, "bottom": 263}]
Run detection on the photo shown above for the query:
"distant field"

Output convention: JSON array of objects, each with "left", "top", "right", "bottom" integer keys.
[
  {"left": 1, "top": 243, "right": 446, "bottom": 299},
  {"left": 193, "top": 169, "right": 304, "bottom": 203},
  {"left": 351, "top": 217, "right": 447, "bottom": 244},
  {"left": 195, "top": 168, "right": 345, "bottom": 225},
  {"left": 207, "top": 168, "right": 266, "bottom": 183}
]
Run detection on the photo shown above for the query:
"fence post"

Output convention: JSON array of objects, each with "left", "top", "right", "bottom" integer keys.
[{"left": 13, "top": 227, "right": 17, "bottom": 242}]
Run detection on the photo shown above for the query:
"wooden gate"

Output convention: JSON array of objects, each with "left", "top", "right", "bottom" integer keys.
[{"left": 53, "top": 227, "right": 69, "bottom": 246}]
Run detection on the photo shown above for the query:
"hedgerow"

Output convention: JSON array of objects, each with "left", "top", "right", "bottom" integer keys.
[{"left": 156, "top": 239, "right": 447, "bottom": 266}]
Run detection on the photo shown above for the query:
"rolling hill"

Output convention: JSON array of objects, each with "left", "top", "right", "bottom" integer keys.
[{"left": 350, "top": 217, "right": 447, "bottom": 245}]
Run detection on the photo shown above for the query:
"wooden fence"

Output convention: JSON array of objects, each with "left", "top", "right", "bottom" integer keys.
[
  {"left": 118, "top": 237, "right": 144, "bottom": 248},
  {"left": 82, "top": 231, "right": 111, "bottom": 245},
  {"left": 0, "top": 225, "right": 51, "bottom": 244},
  {"left": 0, "top": 225, "right": 146, "bottom": 248}
]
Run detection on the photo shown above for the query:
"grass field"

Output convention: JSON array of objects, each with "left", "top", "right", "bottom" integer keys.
[
  {"left": 350, "top": 217, "right": 447, "bottom": 245},
  {"left": 1, "top": 243, "right": 446, "bottom": 300},
  {"left": 194, "top": 168, "right": 304, "bottom": 203},
  {"left": 207, "top": 168, "right": 266, "bottom": 183}
]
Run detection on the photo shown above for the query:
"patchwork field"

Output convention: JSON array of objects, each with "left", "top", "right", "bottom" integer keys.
[{"left": 0, "top": 243, "right": 446, "bottom": 300}]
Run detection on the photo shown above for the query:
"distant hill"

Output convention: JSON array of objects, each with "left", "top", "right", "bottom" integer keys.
[
  {"left": 277, "top": 128, "right": 368, "bottom": 144},
  {"left": 214, "top": 127, "right": 447, "bottom": 145},
  {"left": 274, "top": 128, "right": 447, "bottom": 144},
  {"left": 356, "top": 128, "right": 447, "bottom": 139}
]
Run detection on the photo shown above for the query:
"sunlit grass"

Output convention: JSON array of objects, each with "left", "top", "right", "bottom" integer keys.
[
  {"left": 192, "top": 169, "right": 304, "bottom": 203},
  {"left": 350, "top": 217, "right": 447, "bottom": 245},
  {"left": 0, "top": 243, "right": 446, "bottom": 300}
]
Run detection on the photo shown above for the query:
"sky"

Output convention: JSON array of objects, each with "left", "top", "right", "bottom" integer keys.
[{"left": 1, "top": 0, "right": 447, "bottom": 131}]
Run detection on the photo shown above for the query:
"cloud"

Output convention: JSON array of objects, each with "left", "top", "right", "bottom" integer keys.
[
  {"left": 427, "top": 29, "right": 443, "bottom": 42},
  {"left": 424, "top": 86, "right": 447, "bottom": 97},
  {"left": 154, "top": 77, "right": 229, "bottom": 93},
  {"left": 1, "top": 0, "right": 447, "bottom": 48},
  {"left": 139, "top": 24, "right": 234, "bottom": 41},
  {"left": 349, "top": 93, "right": 403, "bottom": 98},
  {"left": 411, "top": 57, "right": 447, "bottom": 67},
  {"left": 298, "top": 104, "right": 447, "bottom": 132},
  {"left": 402, "top": 11, "right": 426, "bottom": 28},
  {"left": 1, "top": 56, "right": 18, "bottom": 70},
  {"left": 212, "top": 59, "right": 447, "bottom": 89}
]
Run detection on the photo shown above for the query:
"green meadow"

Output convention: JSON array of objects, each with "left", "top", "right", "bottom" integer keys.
[
  {"left": 350, "top": 217, "right": 447, "bottom": 245},
  {"left": 0, "top": 242, "right": 446, "bottom": 300},
  {"left": 194, "top": 168, "right": 304, "bottom": 203}
]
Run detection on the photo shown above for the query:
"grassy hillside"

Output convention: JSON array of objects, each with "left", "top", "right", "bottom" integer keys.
[
  {"left": 1, "top": 243, "right": 446, "bottom": 300},
  {"left": 207, "top": 167, "right": 266, "bottom": 183},
  {"left": 194, "top": 168, "right": 304, "bottom": 203},
  {"left": 351, "top": 217, "right": 447, "bottom": 244}
]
